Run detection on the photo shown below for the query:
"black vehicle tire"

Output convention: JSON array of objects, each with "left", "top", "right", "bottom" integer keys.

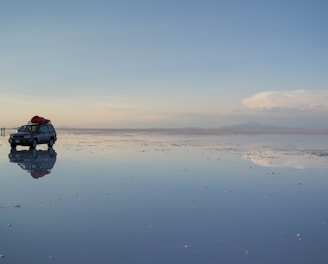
[
  {"left": 10, "top": 143, "right": 16, "bottom": 149},
  {"left": 48, "top": 138, "right": 54, "bottom": 148},
  {"left": 30, "top": 138, "right": 37, "bottom": 149}
]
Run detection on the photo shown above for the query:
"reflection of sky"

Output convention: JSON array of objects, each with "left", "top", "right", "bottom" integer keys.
[
  {"left": 54, "top": 130, "right": 328, "bottom": 170},
  {"left": 0, "top": 131, "right": 328, "bottom": 263},
  {"left": 243, "top": 149, "right": 328, "bottom": 169},
  {"left": 2, "top": 131, "right": 327, "bottom": 184}
]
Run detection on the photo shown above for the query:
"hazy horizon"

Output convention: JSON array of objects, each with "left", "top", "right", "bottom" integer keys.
[{"left": 3, "top": 122, "right": 328, "bottom": 136}]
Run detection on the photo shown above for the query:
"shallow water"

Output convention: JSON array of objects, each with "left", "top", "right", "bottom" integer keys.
[{"left": 0, "top": 129, "right": 328, "bottom": 263}]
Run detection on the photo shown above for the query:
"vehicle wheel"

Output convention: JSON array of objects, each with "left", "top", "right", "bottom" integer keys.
[
  {"left": 30, "top": 138, "right": 37, "bottom": 149},
  {"left": 48, "top": 148, "right": 55, "bottom": 157},
  {"left": 48, "top": 138, "right": 54, "bottom": 148},
  {"left": 30, "top": 149, "right": 38, "bottom": 159},
  {"left": 10, "top": 143, "right": 16, "bottom": 149}
]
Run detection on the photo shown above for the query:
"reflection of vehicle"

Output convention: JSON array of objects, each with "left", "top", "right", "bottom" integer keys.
[
  {"left": 8, "top": 148, "right": 57, "bottom": 179},
  {"left": 9, "top": 123, "right": 57, "bottom": 148}
]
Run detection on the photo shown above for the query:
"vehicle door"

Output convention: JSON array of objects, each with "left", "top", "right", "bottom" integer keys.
[{"left": 38, "top": 125, "right": 50, "bottom": 144}]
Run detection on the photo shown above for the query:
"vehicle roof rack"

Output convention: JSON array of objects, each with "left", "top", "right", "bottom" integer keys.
[{"left": 27, "top": 121, "right": 52, "bottom": 125}]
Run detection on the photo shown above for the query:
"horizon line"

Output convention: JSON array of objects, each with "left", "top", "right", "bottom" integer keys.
[
  {"left": 2, "top": 126, "right": 328, "bottom": 135},
  {"left": 54, "top": 127, "right": 328, "bottom": 135}
]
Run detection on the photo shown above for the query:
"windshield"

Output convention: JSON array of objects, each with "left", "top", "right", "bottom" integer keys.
[{"left": 18, "top": 125, "right": 38, "bottom": 133}]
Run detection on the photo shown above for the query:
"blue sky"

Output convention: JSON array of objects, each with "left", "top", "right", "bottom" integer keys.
[{"left": 1, "top": 0, "right": 327, "bottom": 128}]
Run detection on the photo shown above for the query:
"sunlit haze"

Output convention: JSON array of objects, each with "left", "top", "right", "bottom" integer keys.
[{"left": 1, "top": 1, "right": 327, "bottom": 128}]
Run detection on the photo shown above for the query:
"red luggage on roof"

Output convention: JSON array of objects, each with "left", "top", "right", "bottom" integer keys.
[{"left": 31, "top": 115, "right": 50, "bottom": 124}]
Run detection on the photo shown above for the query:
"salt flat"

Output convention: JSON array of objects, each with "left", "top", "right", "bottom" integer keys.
[{"left": 0, "top": 130, "right": 327, "bottom": 264}]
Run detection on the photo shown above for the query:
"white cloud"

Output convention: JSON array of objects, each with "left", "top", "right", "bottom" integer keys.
[{"left": 242, "top": 90, "right": 328, "bottom": 110}]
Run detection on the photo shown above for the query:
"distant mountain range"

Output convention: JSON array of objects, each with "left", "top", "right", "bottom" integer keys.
[
  {"left": 214, "top": 121, "right": 328, "bottom": 135},
  {"left": 219, "top": 121, "right": 288, "bottom": 130}
]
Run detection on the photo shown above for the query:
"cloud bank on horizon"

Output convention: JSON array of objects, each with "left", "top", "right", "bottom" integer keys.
[{"left": 242, "top": 90, "right": 328, "bottom": 111}]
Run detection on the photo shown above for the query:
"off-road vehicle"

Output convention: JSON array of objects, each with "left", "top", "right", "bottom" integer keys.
[{"left": 9, "top": 123, "right": 57, "bottom": 148}]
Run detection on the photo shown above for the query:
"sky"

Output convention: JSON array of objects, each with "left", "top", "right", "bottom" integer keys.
[{"left": 1, "top": 0, "right": 327, "bottom": 128}]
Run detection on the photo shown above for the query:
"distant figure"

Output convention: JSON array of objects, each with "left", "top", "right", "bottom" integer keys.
[{"left": 0, "top": 128, "right": 5, "bottom": 137}]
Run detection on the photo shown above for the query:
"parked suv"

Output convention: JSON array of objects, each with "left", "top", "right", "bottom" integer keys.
[{"left": 9, "top": 123, "right": 57, "bottom": 148}]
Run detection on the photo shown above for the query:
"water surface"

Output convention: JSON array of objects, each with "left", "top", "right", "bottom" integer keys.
[{"left": 0, "top": 129, "right": 327, "bottom": 263}]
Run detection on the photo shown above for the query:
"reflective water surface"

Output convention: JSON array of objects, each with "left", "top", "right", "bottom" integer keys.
[{"left": 0, "top": 129, "right": 328, "bottom": 263}]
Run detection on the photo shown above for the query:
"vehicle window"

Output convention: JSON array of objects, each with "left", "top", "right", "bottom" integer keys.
[
  {"left": 18, "top": 126, "right": 27, "bottom": 132},
  {"left": 39, "top": 126, "right": 49, "bottom": 133},
  {"left": 48, "top": 126, "right": 55, "bottom": 133},
  {"left": 31, "top": 125, "right": 38, "bottom": 132},
  {"left": 18, "top": 125, "right": 38, "bottom": 132}
]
